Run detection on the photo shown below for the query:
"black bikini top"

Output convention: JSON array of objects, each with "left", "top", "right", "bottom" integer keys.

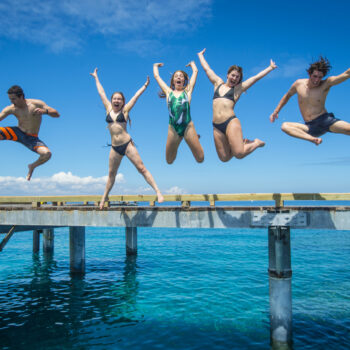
[
  {"left": 106, "top": 111, "right": 127, "bottom": 124},
  {"left": 213, "top": 83, "right": 235, "bottom": 102}
]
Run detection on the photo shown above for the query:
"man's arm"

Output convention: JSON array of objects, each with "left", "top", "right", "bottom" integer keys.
[
  {"left": 241, "top": 59, "right": 277, "bottom": 92},
  {"left": 33, "top": 100, "right": 60, "bottom": 118},
  {"left": 124, "top": 76, "right": 149, "bottom": 112},
  {"left": 325, "top": 68, "right": 350, "bottom": 87},
  {"left": 269, "top": 82, "right": 297, "bottom": 123},
  {"left": 0, "top": 106, "right": 14, "bottom": 122},
  {"left": 197, "top": 48, "right": 223, "bottom": 86}
]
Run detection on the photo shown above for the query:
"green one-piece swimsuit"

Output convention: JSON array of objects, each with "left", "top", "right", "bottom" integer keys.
[{"left": 167, "top": 90, "right": 191, "bottom": 137}]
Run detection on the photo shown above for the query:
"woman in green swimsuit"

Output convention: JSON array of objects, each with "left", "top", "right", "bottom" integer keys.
[{"left": 153, "top": 61, "right": 204, "bottom": 164}]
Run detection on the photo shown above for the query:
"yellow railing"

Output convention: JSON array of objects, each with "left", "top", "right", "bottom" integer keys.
[{"left": 0, "top": 193, "right": 350, "bottom": 208}]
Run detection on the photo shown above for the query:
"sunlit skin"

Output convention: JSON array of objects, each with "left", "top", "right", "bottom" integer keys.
[
  {"left": 270, "top": 66, "right": 350, "bottom": 146},
  {"left": 198, "top": 48, "right": 276, "bottom": 161},
  {"left": 90, "top": 68, "right": 164, "bottom": 209},
  {"left": 0, "top": 91, "right": 60, "bottom": 180},
  {"left": 173, "top": 71, "right": 186, "bottom": 92},
  {"left": 153, "top": 61, "right": 204, "bottom": 164}
]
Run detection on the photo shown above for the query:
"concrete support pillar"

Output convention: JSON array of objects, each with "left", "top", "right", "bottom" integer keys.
[
  {"left": 125, "top": 227, "right": 137, "bottom": 255},
  {"left": 43, "top": 228, "right": 54, "bottom": 254},
  {"left": 33, "top": 229, "right": 42, "bottom": 253},
  {"left": 268, "top": 226, "right": 292, "bottom": 348},
  {"left": 69, "top": 226, "right": 85, "bottom": 274}
]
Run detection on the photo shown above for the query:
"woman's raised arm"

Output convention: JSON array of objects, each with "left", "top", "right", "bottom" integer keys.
[
  {"left": 241, "top": 59, "right": 277, "bottom": 92},
  {"left": 185, "top": 61, "right": 198, "bottom": 97},
  {"left": 124, "top": 76, "right": 150, "bottom": 113},
  {"left": 90, "top": 68, "right": 111, "bottom": 111},
  {"left": 153, "top": 63, "right": 171, "bottom": 96},
  {"left": 197, "top": 48, "right": 223, "bottom": 86}
]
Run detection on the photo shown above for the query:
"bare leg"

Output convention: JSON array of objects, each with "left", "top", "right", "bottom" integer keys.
[
  {"left": 165, "top": 125, "right": 182, "bottom": 164},
  {"left": 184, "top": 122, "right": 204, "bottom": 163},
  {"left": 100, "top": 148, "right": 123, "bottom": 209},
  {"left": 214, "top": 118, "right": 265, "bottom": 162},
  {"left": 27, "top": 147, "right": 52, "bottom": 181},
  {"left": 281, "top": 122, "right": 322, "bottom": 145},
  {"left": 126, "top": 143, "right": 164, "bottom": 203},
  {"left": 329, "top": 120, "right": 350, "bottom": 135}
]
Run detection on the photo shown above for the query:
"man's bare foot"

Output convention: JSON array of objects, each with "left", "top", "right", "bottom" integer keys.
[
  {"left": 27, "top": 164, "right": 36, "bottom": 181},
  {"left": 312, "top": 137, "right": 322, "bottom": 145},
  {"left": 255, "top": 138, "right": 265, "bottom": 147},
  {"left": 157, "top": 192, "right": 164, "bottom": 203},
  {"left": 243, "top": 138, "right": 254, "bottom": 144}
]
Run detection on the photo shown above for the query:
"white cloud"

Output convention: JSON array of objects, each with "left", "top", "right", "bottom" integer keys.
[
  {"left": 0, "top": 171, "right": 124, "bottom": 195},
  {"left": 0, "top": 0, "right": 212, "bottom": 52},
  {"left": 164, "top": 186, "right": 187, "bottom": 195}
]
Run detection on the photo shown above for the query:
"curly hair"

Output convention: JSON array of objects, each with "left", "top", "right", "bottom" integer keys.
[{"left": 307, "top": 56, "right": 331, "bottom": 76}]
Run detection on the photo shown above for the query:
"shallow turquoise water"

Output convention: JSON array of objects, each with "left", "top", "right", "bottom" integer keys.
[{"left": 0, "top": 227, "right": 349, "bottom": 349}]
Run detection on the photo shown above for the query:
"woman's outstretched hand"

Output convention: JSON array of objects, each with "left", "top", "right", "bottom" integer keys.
[
  {"left": 144, "top": 76, "right": 150, "bottom": 87},
  {"left": 90, "top": 68, "right": 98, "bottom": 78}
]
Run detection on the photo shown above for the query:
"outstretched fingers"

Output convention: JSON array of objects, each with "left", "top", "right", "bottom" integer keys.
[{"left": 90, "top": 67, "right": 98, "bottom": 78}]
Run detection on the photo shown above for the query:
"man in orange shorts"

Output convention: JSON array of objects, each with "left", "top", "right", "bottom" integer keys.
[{"left": 0, "top": 85, "right": 60, "bottom": 180}]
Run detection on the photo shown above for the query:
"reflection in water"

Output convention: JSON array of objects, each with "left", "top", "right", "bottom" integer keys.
[{"left": 0, "top": 253, "right": 140, "bottom": 349}]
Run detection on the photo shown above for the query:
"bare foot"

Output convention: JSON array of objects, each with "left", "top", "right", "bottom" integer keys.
[
  {"left": 27, "top": 164, "right": 36, "bottom": 181},
  {"left": 99, "top": 196, "right": 109, "bottom": 210},
  {"left": 243, "top": 138, "right": 254, "bottom": 144},
  {"left": 312, "top": 137, "right": 322, "bottom": 146},
  {"left": 157, "top": 192, "right": 164, "bottom": 203},
  {"left": 255, "top": 138, "right": 265, "bottom": 147}
]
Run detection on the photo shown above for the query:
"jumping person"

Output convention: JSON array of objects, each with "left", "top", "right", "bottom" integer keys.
[
  {"left": 197, "top": 48, "right": 276, "bottom": 162},
  {"left": 153, "top": 61, "right": 204, "bottom": 164},
  {"left": 90, "top": 68, "right": 164, "bottom": 209},
  {"left": 0, "top": 85, "right": 60, "bottom": 180},
  {"left": 270, "top": 57, "right": 350, "bottom": 145}
]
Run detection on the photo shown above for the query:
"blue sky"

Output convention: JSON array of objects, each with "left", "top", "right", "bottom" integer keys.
[{"left": 0, "top": 0, "right": 350, "bottom": 196}]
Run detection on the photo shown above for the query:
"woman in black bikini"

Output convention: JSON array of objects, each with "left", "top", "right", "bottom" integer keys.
[
  {"left": 197, "top": 49, "right": 277, "bottom": 162},
  {"left": 90, "top": 68, "right": 163, "bottom": 209}
]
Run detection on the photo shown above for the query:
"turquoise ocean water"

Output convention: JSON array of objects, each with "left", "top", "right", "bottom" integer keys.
[{"left": 0, "top": 226, "right": 349, "bottom": 349}]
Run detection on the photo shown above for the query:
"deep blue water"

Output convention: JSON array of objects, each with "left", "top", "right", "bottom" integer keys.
[{"left": 0, "top": 227, "right": 349, "bottom": 349}]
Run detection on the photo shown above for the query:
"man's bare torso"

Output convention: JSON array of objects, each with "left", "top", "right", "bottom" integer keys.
[
  {"left": 295, "top": 79, "right": 330, "bottom": 122},
  {"left": 12, "top": 99, "right": 44, "bottom": 134}
]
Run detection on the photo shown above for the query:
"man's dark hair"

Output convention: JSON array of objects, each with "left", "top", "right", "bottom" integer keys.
[
  {"left": 307, "top": 56, "right": 331, "bottom": 77},
  {"left": 7, "top": 85, "right": 25, "bottom": 98}
]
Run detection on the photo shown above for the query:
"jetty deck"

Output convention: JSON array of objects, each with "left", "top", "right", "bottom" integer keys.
[{"left": 1, "top": 193, "right": 350, "bottom": 232}]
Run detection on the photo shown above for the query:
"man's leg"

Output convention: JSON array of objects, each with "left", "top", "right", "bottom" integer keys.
[
  {"left": 27, "top": 146, "right": 52, "bottom": 181},
  {"left": 329, "top": 120, "right": 350, "bottom": 135},
  {"left": 281, "top": 122, "right": 322, "bottom": 145}
]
